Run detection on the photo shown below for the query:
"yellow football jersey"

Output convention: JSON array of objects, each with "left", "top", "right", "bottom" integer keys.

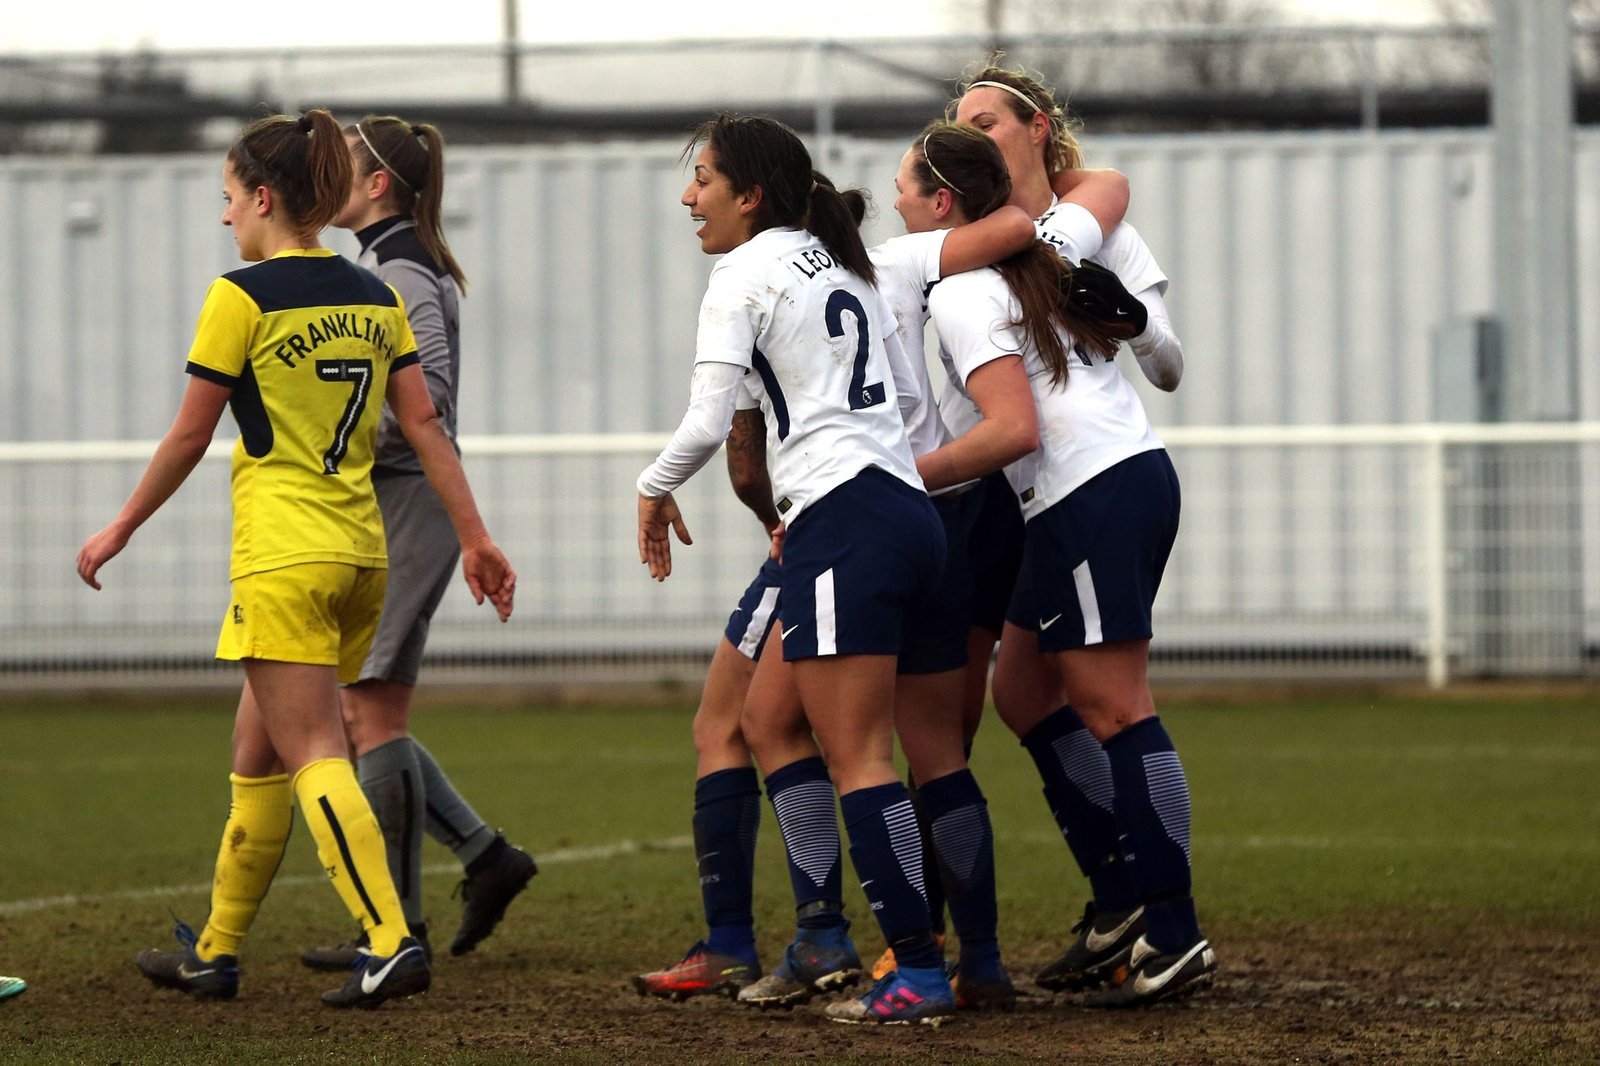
[{"left": 185, "top": 249, "right": 420, "bottom": 579}]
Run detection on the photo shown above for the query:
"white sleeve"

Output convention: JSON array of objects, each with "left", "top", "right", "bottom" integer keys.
[
  {"left": 735, "top": 373, "right": 761, "bottom": 410},
  {"left": 1092, "top": 223, "right": 1168, "bottom": 298},
  {"left": 929, "top": 276, "right": 1020, "bottom": 387},
  {"left": 905, "top": 229, "right": 948, "bottom": 284},
  {"left": 1035, "top": 201, "right": 1104, "bottom": 263},
  {"left": 881, "top": 309, "right": 924, "bottom": 428},
  {"left": 635, "top": 361, "right": 745, "bottom": 496},
  {"left": 1128, "top": 285, "right": 1184, "bottom": 392},
  {"left": 693, "top": 261, "right": 763, "bottom": 370}
]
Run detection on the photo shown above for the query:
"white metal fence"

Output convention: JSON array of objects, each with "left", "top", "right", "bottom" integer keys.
[{"left": 3, "top": 425, "right": 1596, "bottom": 689}]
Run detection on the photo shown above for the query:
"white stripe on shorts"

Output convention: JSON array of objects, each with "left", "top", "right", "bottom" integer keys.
[
  {"left": 737, "top": 586, "right": 780, "bottom": 658},
  {"left": 1072, "top": 560, "right": 1103, "bottom": 645},
  {"left": 816, "top": 568, "right": 837, "bottom": 655}
]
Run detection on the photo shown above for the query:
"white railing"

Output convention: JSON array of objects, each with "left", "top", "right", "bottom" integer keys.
[{"left": 2, "top": 423, "right": 1597, "bottom": 688}]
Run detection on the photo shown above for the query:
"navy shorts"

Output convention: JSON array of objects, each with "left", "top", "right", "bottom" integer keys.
[
  {"left": 779, "top": 468, "right": 946, "bottom": 662},
  {"left": 723, "top": 555, "right": 782, "bottom": 661},
  {"left": 967, "top": 471, "right": 1026, "bottom": 636},
  {"left": 1006, "top": 449, "right": 1180, "bottom": 653},
  {"left": 897, "top": 489, "right": 979, "bottom": 676}
]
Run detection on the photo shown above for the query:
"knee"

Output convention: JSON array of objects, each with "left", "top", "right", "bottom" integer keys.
[
  {"left": 691, "top": 701, "right": 746, "bottom": 759},
  {"left": 992, "top": 671, "right": 1053, "bottom": 738},
  {"left": 1070, "top": 693, "right": 1155, "bottom": 744}
]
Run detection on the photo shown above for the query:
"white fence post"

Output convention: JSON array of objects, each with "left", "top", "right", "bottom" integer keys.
[{"left": 1422, "top": 434, "right": 1451, "bottom": 688}]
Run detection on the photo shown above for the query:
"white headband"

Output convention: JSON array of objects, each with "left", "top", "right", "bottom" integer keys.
[
  {"left": 920, "top": 133, "right": 959, "bottom": 197},
  {"left": 356, "top": 122, "right": 416, "bottom": 194},
  {"left": 967, "top": 79, "right": 1046, "bottom": 116}
]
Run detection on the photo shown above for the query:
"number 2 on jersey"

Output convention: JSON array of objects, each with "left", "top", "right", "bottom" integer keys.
[
  {"left": 315, "top": 358, "right": 373, "bottom": 475},
  {"left": 825, "top": 290, "right": 885, "bottom": 411}
]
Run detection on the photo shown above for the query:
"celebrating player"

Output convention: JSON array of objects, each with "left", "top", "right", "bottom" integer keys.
[
  {"left": 938, "top": 62, "right": 1212, "bottom": 1007},
  {"left": 636, "top": 113, "right": 954, "bottom": 1026},
  {"left": 734, "top": 142, "right": 1131, "bottom": 1013}
]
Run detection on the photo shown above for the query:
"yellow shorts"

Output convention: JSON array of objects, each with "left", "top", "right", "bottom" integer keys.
[{"left": 216, "top": 562, "right": 387, "bottom": 684}]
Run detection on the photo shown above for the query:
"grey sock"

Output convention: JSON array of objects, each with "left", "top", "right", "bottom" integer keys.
[
  {"left": 412, "top": 738, "right": 496, "bottom": 869},
  {"left": 356, "top": 737, "right": 427, "bottom": 927}
]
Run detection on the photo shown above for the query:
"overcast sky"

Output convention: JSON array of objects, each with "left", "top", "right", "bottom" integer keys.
[{"left": 2, "top": 0, "right": 1447, "bottom": 53}]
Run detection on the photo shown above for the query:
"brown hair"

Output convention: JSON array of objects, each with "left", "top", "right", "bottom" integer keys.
[
  {"left": 911, "top": 121, "right": 1121, "bottom": 384},
  {"left": 347, "top": 115, "right": 468, "bottom": 294},
  {"left": 949, "top": 58, "right": 1085, "bottom": 175},
  {"left": 226, "top": 109, "right": 351, "bottom": 236},
  {"left": 684, "top": 113, "right": 875, "bottom": 285}
]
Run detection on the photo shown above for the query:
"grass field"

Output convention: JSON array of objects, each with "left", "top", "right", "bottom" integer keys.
[{"left": 1, "top": 687, "right": 1597, "bottom": 1063}]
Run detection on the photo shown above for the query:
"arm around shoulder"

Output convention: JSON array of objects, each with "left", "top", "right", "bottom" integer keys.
[
  {"left": 1051, "top": 168, "right": 1130, "bottom": 241},
  {"left": 938, "top": 206, "right": 1036, "bottom": 276}
]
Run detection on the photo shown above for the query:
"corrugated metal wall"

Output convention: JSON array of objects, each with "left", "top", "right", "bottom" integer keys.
[
  {"left": 5, "top": 129, "right": 1596, "bottom": 442},
  {"left": 2, "top": 129, "right": 1596, "bottom": 676}
]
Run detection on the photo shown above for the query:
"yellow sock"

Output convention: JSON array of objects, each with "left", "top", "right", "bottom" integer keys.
[
  {"left": 197, "top": 773, "right": 292, "bottom": 961},
  {"left": 293, "top": 757, "right": 408, "bottom": 957}
]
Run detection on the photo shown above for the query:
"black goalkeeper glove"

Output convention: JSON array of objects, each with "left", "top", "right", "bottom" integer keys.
[{"left": 1067, "top": 259, "right": 1148, "bottom": 339}]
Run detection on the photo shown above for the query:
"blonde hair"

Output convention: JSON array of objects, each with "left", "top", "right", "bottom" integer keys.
[{"left": 949, "top": 58, "right": 1085, "bottom": 175}]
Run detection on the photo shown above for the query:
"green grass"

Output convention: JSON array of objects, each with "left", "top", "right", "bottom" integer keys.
[{"left": 0, "top": 689, "right": 1597, "bottom": 1063}]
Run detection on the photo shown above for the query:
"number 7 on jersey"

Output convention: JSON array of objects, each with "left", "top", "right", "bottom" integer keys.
[{"left": 316, "top": 358, "right": 374, "bottom": 475}]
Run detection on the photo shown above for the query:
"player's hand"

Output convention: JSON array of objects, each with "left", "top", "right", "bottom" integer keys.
[
  {"left": 638, "top": 492, "right": 691, "bottom": 582},
  {"left": 461, "top": 539, "right": 516, "bottom": 622},
  {"left": 768, "top": 521, "right": 786, "bottom": 564},
  {"left": 1067, "top": 259, "right": 1147, "bottom": 339},
  {"left": 76, "top": 524, "right": 131, "bottom": 590}
]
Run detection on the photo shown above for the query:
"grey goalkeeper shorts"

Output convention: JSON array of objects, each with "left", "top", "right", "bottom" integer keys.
[{"left": 357, "top": 472, "right": 461, "bottom": 686}]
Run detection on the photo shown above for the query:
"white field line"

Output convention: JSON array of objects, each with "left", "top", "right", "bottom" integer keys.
[
  {"left": 0, "top": 835, "right": 693, "bottom": 917},
  {"left": 1009, "top": 831, "right": 1600, "bottom": 854}
]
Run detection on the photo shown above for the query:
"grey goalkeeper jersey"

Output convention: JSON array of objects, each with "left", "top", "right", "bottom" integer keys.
[{"left": 355, "top": 216, "right": 461, "bottom": 475}]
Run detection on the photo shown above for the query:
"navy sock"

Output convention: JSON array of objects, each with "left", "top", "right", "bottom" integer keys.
[
  {"left": 916, "top": 769, "right": 1000, "bottom": 974},
  {"left": 839, "top": 782, "right": 940, "bottom": 970},
  {"left": 1022, "top": 705, "right": 1139, "bottom": 911},
  {"left": 693, "top": 767, "right": 760, "bottom": 960},
  {"left": 1104, "top": 716, "right": 1201, "bottom": 951},
  {"left": 905, "top": 771, "right": 947, "bottom": 937},
  {"left": 764, "top": 757, "right": 845, "bottom": 929}
]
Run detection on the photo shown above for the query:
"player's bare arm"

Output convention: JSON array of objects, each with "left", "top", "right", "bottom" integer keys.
[
  {"left": 387, "top": 363, "right": 516, "bottom": 620},
  {"left": 725, "top": 408, "right": 780, "bottom": 534}
]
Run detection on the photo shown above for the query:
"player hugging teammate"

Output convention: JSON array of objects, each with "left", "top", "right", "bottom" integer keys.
[{"left": 632, "top": 57, "right": 1209, "bottom": 1029}]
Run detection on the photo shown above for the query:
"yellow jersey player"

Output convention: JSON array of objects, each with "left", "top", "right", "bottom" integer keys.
[{"left": 76, "top": 108, "right": 515, "bottom": 1009}]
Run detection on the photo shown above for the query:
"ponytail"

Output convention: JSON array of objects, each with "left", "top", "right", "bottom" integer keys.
[
  {"left": 348, "top": 115, "right": 468, "bottom": 294},
  {"left": 228, "top": 108, "right": 351, "bottom": 236},
  {"left": 806, "top": 172, "right": 875, "bottom": 286},
  {"left": 995, "top": 248, "right": 1124, "bottom": 387}
]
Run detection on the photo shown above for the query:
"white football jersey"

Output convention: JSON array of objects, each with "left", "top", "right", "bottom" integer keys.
[
  {"left": 929, "top": 267, "right": 1163, "bottom": 521},
  {"left": 1081, "top": 221, "right": 1168, "bottom": 299},
  {"left": 870, "top": 231, "right": 971, "bottom": 494},
  {"left": 695, "top": 227, "right": 923, "bottom": 522},
  {"left": 938, "top": 211, "right": 1172, "bottom": 452}
]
